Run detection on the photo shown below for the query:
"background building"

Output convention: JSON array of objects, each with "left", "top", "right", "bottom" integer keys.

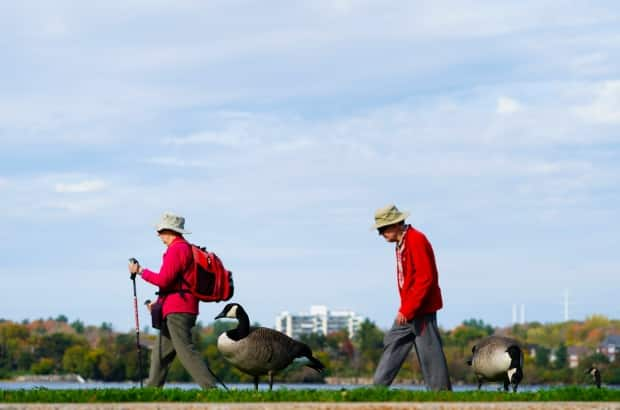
[
  {"left": 275, "top": 305, "right": 365, "bottom": 339},
  {"left": 598, "top": 335, "right": 620, "bottom": 362}
]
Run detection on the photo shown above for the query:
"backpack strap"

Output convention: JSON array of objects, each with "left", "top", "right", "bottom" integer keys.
[
  {"left": 157, "top": 271, "right": 191, "bottom": 297},
  {"left": 157, "top": 245, "right": 195, "bottom": 298}
]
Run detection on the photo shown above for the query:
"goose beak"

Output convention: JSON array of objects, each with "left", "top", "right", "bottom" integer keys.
[{"left": 215, "top": 311, "right": 226, "bottom": 320}]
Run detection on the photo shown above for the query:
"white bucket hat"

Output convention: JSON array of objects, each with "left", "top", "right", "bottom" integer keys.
[
  {"left": 371, "top": 204, "right": 410, "bottom": 230},
  {"left": 155, "top": 212, "right": 191, "bottom": 235}
]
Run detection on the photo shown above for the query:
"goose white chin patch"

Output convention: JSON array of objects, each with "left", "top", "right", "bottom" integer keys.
[
  {"left": 227, "top": 305, "right": 238, "bottom": 318},
  {"left": 507, "top": 368, "right": 517, "bottom": 381}
]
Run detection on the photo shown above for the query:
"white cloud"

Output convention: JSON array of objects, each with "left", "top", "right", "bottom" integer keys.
[
  {"left": 0, "top": 175, "right": 114, "bottom": 218},
  {"left": 3, "top": 81, "right": 616, "bottom": 222},
  {"left": 43, "top": 198, "right": 109, "bottom": 214},
  {"left": 143, "top": 156, "right": 210, "bottom": 168},
  {"left": 570, "top": 52, "right": 613, "bottom": 76},
  {"left": 575, "top": 80, "right": 620, "bottom": 124},
  {"left": 162, "top": 131, "right": 259, "bottom": 147},
  {"left": 272, "top": 138, "right": 315, "bottom": 152},
  {"left": 54, "top": 180, "right": 107, "bottom": 193},
  {"left": 329, "top": 0, "right": 356, "bottom": 15},
  {"left": 1, "top": 1, "right": 617, "bottom": 149},
  {"left": 43, "top": 16, "right": 69, "bottom": 37},
  {"left": 130, "top": 83, "right": 620, "bottom": 188},
  {"left": 496, "top": 96, "right": 522, "bottom": 114}
]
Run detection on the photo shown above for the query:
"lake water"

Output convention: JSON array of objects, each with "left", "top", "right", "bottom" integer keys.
[{"left": 0, "top": 381, "right": 607, "bottom": 391}]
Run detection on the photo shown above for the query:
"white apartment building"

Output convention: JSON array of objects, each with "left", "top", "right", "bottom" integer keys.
[{"left": 275, "top": 305, "right": 365, "bottom": 339}]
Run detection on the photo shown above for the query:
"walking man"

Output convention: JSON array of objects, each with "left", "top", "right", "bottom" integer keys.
[
  {"left": 372, "top": 204, "right": 451, "bottom": 391},
  {"left": 128, "top": 212, "right": 217, "bottom": 389}
]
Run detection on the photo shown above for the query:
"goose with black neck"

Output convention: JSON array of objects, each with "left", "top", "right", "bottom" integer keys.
[{"left": 215, "top": 303, "right": 325, "bottom": 390}]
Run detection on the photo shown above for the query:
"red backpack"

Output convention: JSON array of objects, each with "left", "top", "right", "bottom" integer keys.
[{"left": 186, "top": 245, "right": 234, "bottom": 302}]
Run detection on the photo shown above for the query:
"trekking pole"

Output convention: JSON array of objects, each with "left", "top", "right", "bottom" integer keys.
[
  {"left": 208, "top": 366, "right": 230, "bottom": 391},
  {"left": 129, "top": 257, "right": 144, "bottom": 388}
]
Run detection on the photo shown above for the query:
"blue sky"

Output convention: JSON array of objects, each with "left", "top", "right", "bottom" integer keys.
[{"left": 1, "top": 1, "right": 619, "bottom": 333}]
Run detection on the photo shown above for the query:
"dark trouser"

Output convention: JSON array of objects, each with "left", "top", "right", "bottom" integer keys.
[
  {"left": 373, "top": 312, "right": 451, "bottom": 391},
  {"left": 146, "top": 313, "right": 216, "bottom": 389}
]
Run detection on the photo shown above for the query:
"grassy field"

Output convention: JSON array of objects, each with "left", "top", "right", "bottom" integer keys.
[{"left": 0, "top": 387, "right": 618, "bottom": 403}]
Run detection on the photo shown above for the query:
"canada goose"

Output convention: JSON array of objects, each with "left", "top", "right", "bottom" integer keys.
[
  {"left": 585, "top": 366, "right": 601, "bottom": 388},
  {"left": 214, "top": 303, "right": 326, "bottom": 390},
  {"left": 466, "top": 335, "right": 524, "bottom": 392}
]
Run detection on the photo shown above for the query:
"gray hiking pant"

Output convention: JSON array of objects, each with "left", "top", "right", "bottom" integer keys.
[
  {"left": 373, "top": 312, "right": 452, "bottom": 391},
  {"left": 146, "top": 313, "right": 216, "bottom": 389}
]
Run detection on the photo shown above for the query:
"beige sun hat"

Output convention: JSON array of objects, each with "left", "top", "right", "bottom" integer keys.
[
  {"left": 371, "top": 204, "right": 410, "bottom": 230},
  {"left": 155, "top": 212, "right": 191, "bottom": 235}
]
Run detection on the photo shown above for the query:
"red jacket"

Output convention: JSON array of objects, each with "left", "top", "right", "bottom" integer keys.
[
  {"left": 396, "top": 226, "right": 443, "bottom": 320},
  {"left": 141, "top": 237, "right": 199, "bottom": 319}
]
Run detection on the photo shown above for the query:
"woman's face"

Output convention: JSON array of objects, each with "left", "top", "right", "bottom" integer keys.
[{"left": 157, "top": 229, "right": 178, "bottom": 246}]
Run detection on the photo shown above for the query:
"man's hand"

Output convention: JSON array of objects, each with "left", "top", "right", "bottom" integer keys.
[{"left": 395, "top": 312, "right": 408, "bottom": 326}]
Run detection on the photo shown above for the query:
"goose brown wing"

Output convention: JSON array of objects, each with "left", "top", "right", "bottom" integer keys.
[
  {"left": 247, "top": 327, "right": 301, "bottom": 368},
  {"left": 239, "top": 327, "right": 275, "bottom": 364},
  {"left": 476, "top": 336, "right": 519, "bottom": 353}
]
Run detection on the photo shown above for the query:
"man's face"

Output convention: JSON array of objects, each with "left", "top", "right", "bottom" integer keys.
[{"left": 378, "top": 223, "right": 402, "bottom": 243}]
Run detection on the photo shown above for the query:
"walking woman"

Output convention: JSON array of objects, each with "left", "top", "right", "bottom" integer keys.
[{"left": 128, "top": 212, "right": 217, "bottom": 389}]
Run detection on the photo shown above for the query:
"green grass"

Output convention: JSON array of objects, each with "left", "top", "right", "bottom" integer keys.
[{"left": 0, "top": 387, "right": 618, "bottom": 403}]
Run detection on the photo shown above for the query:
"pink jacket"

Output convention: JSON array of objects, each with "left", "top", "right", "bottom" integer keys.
[{"left": 141, "top": 237, "right": 199, "bottom": 319}]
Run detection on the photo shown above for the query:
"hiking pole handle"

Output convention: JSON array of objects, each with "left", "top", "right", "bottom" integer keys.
[{"left": 129, "top": 258, "right": 140, "bottom": 281}]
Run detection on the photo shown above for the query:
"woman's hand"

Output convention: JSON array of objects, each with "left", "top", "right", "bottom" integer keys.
[{"left": 128, "top": 260, "right": 143, "bottom": 276}]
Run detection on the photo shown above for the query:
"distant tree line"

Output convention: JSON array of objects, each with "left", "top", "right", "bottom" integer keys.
[{"left": 1, "top": 314, "right": 619, "bottom": 385}]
